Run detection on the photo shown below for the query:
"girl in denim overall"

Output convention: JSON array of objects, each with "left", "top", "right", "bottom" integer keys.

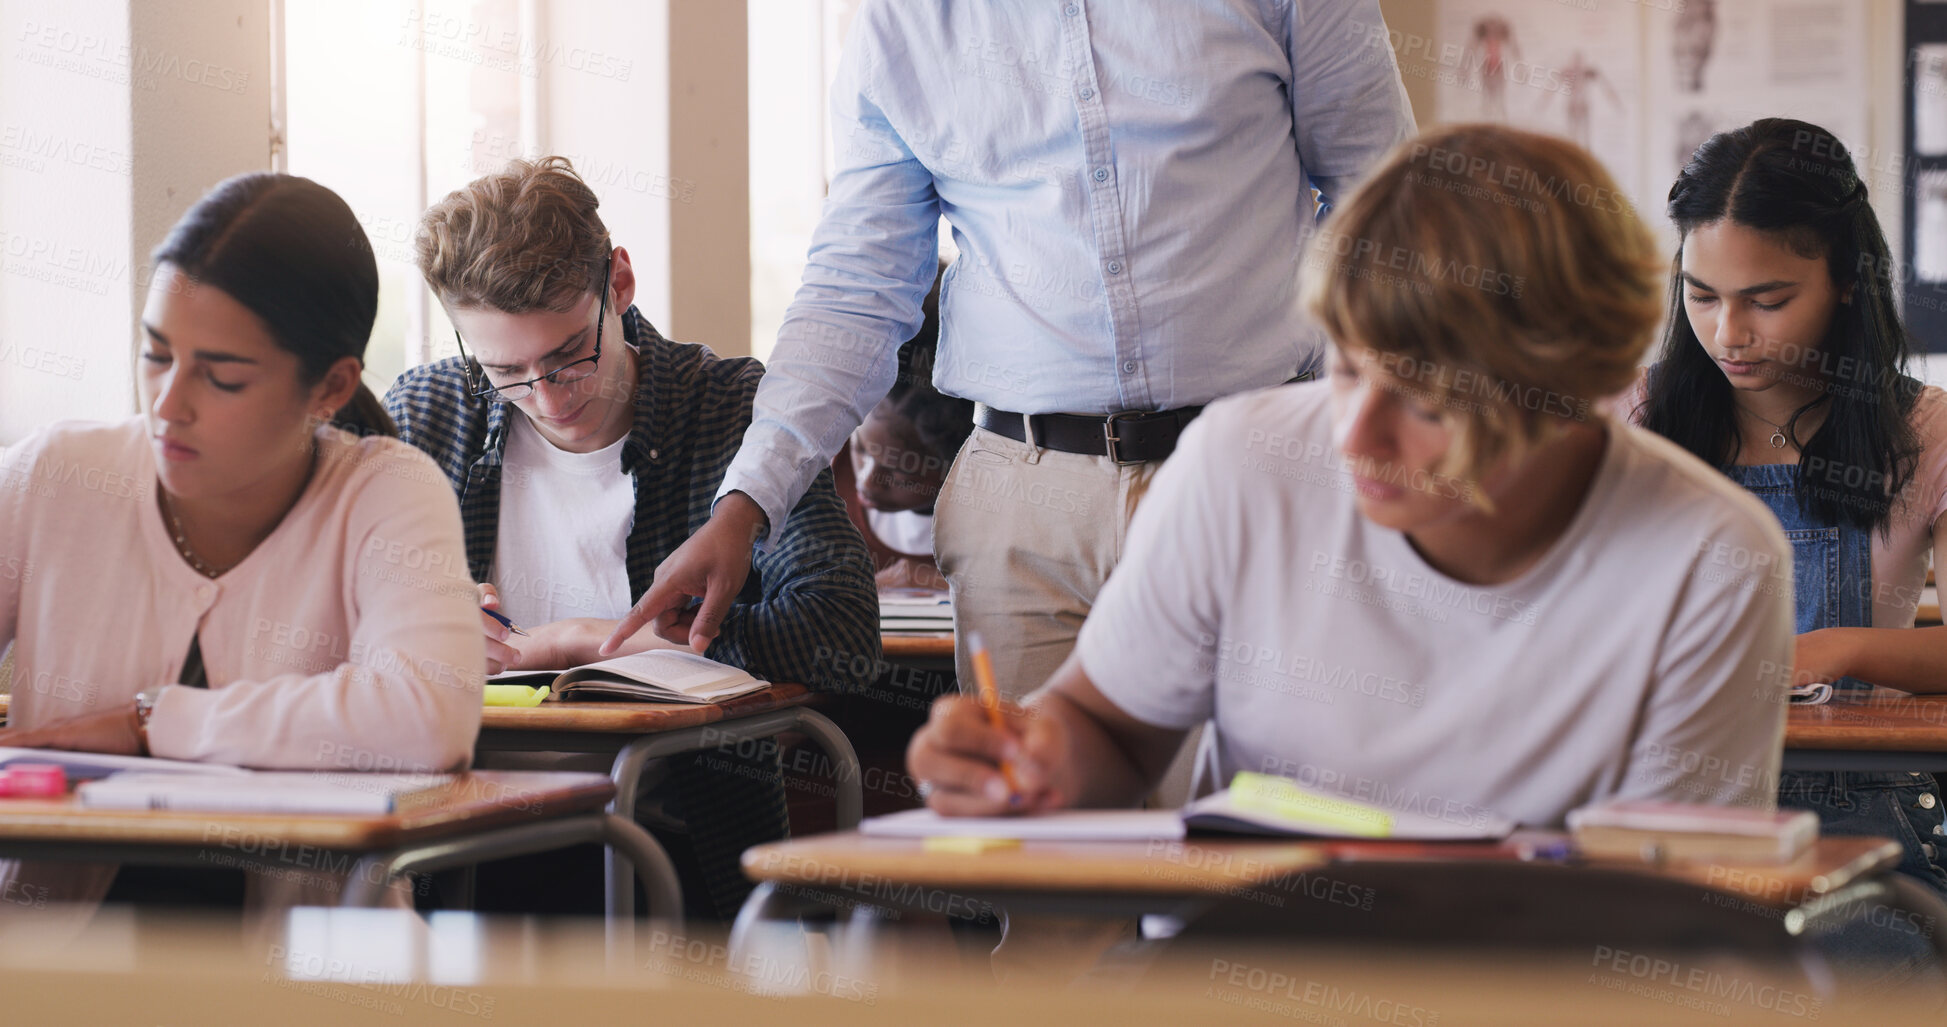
[{"left": 1634, "top": 118, "right": 1947, "bottom": 899}]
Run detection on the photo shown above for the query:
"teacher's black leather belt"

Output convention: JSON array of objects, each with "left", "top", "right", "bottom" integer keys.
[{"left": 973, "top": 404, "right": 1204, "bottom": 465}]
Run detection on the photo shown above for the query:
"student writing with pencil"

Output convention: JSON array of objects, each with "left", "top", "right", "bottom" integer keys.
[{"left": 908, "top": 125, "right": 1792, "bottom": 827}]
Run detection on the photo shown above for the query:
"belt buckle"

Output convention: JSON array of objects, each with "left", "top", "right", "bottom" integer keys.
[{"left": 1103, "top": 411, "right": 1147, "bottom": 465}]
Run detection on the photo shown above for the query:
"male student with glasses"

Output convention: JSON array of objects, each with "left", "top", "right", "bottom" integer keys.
[{"left": 383, "top": 156, "right": 879, "bottom": 918}]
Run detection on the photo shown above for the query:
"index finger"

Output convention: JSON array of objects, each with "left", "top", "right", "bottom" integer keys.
[{"left": 601, "top": 577, "right": 691, "bottom": 656}]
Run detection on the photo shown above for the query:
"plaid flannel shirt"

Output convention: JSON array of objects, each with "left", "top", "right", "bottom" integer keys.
[{"left": 384, "top": 307, "right": 879, "bottom": 915}]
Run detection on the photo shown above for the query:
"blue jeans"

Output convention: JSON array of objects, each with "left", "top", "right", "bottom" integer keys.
[{"left": 1779, "top": 770, "right": 1947, "bottom": 898}]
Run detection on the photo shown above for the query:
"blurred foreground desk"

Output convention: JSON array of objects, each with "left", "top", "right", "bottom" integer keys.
[{"left": 7, "top": 904, "right": 1929, "bottom": 1025}]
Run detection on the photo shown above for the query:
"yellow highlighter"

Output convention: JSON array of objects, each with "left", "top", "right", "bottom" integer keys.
[
  {"left": 966, "top": 632, "right": 1024, "bottom": 805},
  {"left": 483, "top": 684, "right": 550, "bottom": 708}
]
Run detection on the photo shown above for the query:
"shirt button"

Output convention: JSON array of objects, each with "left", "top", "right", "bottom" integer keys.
[
  {"left": 1078, "top": 86, "right": 1094, "bottom": 101},
  {"left": 1106, "top": 260, "right": 1123, "bottom": 275},
  {"left": 1092, "top": 167, "right": 1109, "bottom": 183},
  {"left": 1064, "top": 3, "right": 1079, "bottom": 14},
  {"left": 1122, "top": 360, "right": 1137, "bottom": 374},
  {"left": 1922, "top": 793, "right": 1939, "bottom": 810},
  {"left": 195, "top": 584, "right": 214, "bottom": 602}
]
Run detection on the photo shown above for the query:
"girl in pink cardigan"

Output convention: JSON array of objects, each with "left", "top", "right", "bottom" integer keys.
[{"left": 0, "top": 173, "right": 483, "bottom": 910}]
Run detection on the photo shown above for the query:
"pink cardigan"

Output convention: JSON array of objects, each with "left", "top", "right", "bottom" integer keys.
[{"left": 0, "top": 417, "right": 483, "bottom": 770}]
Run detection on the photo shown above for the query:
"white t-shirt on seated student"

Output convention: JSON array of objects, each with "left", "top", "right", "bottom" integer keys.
[
  {"left": 492, "top": 411, "right": 635, "bottom": 629},
  {"left": 1075, "top": 383, "right": 1796, "bottom": 828}
]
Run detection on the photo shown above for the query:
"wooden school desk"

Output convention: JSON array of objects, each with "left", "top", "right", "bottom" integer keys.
[
  {"left": 475, "top": 683, "right": 862, "bottom": 920},
  {"left": 881, "top": 631, "right": 955, "bottom": 674},
  {"left": 731, "top": 830, "right": 1903, "bottom": 959},
  {"left": 1785, "top": 687, "right": 1947, "bottom": 772},
  {"left": 0, "top": 770, "right": 674, "bottom": 937}
]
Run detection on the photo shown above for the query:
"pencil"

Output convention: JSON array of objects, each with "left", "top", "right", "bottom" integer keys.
[{"left": 966, "top": 632, "right": 1023, "bottom": 802}]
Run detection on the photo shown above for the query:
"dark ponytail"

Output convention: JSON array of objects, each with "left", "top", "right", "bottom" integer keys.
[{"left": 151, "top": 173, "right": 396, "bottom": 438}]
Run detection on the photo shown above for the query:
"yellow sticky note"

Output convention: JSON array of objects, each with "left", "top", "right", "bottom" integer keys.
[
  {"left": 1229, "top": 771, "right": 1394, "bottom": 838},
  {"left": 923, "top": 837, "right": 1023, "bottom": 854},
  {"left": 483, "top": 684, "right": 550, "bottom": 707}
]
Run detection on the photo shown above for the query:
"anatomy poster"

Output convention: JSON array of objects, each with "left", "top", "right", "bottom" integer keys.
[
  {"left": 1436, "top": 1, "right": 1644, "bottom": 205},
  {"left": 1644, "top": 1, "right": 1871, "bottom": 206}
]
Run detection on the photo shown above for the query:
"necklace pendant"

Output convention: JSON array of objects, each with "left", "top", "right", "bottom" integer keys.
[{"left": 1770, "top": 430, "right": 1788, "bottom": 449}]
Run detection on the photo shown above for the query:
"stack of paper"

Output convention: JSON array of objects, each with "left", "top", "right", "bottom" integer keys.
[{"left": 880, "top": 589, "right": 953, "bottom": 632}]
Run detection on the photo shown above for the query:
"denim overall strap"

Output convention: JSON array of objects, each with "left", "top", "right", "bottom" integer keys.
[
  {"left": 1722, "top": 462, "right": 1871, "bottom": 637},
  {"left": 1725, "top": 461, "right": 1947, "bottom": 898}
]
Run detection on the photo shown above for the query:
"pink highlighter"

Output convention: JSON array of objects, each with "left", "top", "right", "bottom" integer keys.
[{"left": 0, "top": 764, "right": 68, "bottom": 798}]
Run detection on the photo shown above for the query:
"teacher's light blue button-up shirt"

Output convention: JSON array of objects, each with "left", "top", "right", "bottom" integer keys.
[{"left": 724, "top": 0, "right": 1416, "bottom": 542}]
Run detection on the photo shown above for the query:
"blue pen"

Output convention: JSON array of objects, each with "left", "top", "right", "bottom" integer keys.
[
  {"left": 481, "top": 606, "right": 530, "bottom": 637},
  {"left": 1518, "top": 839, "right": 1576, "bottom": 862}
]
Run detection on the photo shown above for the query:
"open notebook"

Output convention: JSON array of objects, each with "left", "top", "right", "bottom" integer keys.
[
  {"left": 863, "top": 772, "right": 1517, "bottom": 842},
  {"left": 488, "top": 649, "right": 769, "bottom": 704}
]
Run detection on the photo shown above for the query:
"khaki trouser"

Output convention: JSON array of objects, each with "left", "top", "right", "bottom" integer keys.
[
  {"left": 933, "top": 424, "right": 1160, "bottom": 700},
  {"left": 933, "top": 422, "right": 1205, "bottom": 810}
]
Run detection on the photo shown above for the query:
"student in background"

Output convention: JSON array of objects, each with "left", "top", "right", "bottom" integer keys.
[
  {"left": 0, "top": 173, "right": 482, "bottom": 912},
  {"left": 833, "top": 264, "right": 975, "bottom": 592},
  {"left": 1630, "top": 118, "right": 1947, "bottom": 897},
  {"left": 384, "top": 157, "right": 878, "bottom": 917},
  {"left": 910, "top": 124, "right": 1792, "bottom": 831}
]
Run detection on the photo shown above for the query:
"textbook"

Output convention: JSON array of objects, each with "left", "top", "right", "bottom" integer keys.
[
  {"left": 487, "top": 648, "right": 769, "bottom": 704},
  {"left": 880, "top": 588, "right": 953, "bottom": 632},
  {"left": 77, "top": 772, "right": 456, "bottom": 815},
  {"left": 862, "top": 772, "right": 1517, "bottom": 842},
  {"left": 1566, "top": 800, "right": 1818, "bottom": 864}
]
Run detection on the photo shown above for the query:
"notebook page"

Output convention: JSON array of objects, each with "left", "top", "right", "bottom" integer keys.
[
  {"left": 860, "top": 807, "right": 1186, "bottom": 841},
  {"left": 575, "top": 649, "right": 759, "bottom": 696}
]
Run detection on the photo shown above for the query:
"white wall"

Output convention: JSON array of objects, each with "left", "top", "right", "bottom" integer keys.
[
  {"left": 540, "top": 0, "right": 748, "bottom": 355},
  {"left": 0, "top": 0, "right": 269, "bottom": 444}
]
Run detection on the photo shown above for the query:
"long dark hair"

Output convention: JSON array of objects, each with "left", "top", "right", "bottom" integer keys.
[
  {"left": 151, "top": 173, "right": 394, "bottom": 437},
  {"left": 1639, "top": 118, "right": 1919, "bottom": 531}
]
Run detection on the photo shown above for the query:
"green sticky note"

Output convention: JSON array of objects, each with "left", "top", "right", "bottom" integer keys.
[
  {"left": 483, "top": 684, "right": 550, "bottom": 707},
  {"left": 1228, "top": 771, "right": 1394, "bottom": 838}
]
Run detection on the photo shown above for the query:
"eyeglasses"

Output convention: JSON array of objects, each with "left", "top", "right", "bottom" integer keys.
[{"left": 454, "top": 252, "right": 612, "bottom": 403}]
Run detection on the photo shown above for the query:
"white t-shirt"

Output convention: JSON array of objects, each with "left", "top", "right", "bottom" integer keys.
[
  {"left": 492, "top": 413, "right": 635, "bottom": 627},
  {"left": 1076, "top": 383, "right": 1795, "bottom": 828}
]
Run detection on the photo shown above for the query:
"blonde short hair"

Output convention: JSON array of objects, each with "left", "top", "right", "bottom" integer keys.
[
  {"left": 1301, "top": 123, "right": 1663, "bottom": 485},
  {"left": 415, "top": 156, "right": 610, "bottom": 313}
]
